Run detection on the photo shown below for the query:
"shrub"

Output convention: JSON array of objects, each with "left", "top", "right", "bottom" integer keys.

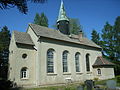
[
  {"left": 117, "top": 76, "right": 120, "bottom": 83},
  {"left": 94, "top": 78, "right": 99, "bottom": 81}
]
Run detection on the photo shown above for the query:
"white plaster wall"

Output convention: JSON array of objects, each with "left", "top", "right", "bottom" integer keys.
[
  {"left": 9, "top": 27, "right": 115, "bottom": 87},
  {"left": 93, "top": 67, "right": 115, "bottom": 80},
  {"left": 9, "top": 31, "right": 37, "bottom": 86},
  {"left": 38, "top": 38, "right": 102, "bottom": 85}
]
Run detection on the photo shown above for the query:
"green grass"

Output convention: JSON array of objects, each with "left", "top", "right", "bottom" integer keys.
[
  {"left": 23, "top": 83, "right": 79, "bottom": 90},
  {"left": 95, "top": 75, "right": 120, "bottom": 87},
  {"left": 12, "top": 76, "right": 120, "bottom": 90}
]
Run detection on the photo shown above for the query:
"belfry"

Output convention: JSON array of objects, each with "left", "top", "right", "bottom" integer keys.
[{"left": 57, "top": 0, "right": 70, "bottom": 35}]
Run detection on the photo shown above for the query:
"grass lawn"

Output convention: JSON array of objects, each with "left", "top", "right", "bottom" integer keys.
[
  {"left": 12, "top": 75, "right": 120, "bottom": 90},
  {"left": 20, "top": 83, "right": 79, "bottom": 90},
  {"left": 95, "top": 75, "right": 120, "bottom": 87}
]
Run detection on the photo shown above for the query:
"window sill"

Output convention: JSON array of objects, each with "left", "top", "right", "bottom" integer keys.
[
  {"left": 21, "top": 78, "right": 29, "bottom": 80},
  {"left": 86, "top": 72, "right": 92, "bottom": 74},
  {"left": 76, "top": 72, "right": 83, "bottom": 75},
  {"left": 63, "top": 72, "right": 71, "bottom": 75},
  {"left": 47, "top": 73, "right": 57, "bottom": 76},
  {"left": 97, "top": 74, "right": 102, "bottom": 76}
]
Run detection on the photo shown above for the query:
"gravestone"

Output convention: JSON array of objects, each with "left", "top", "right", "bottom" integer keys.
[
  {"left": 106, "top": 80, "right": 116, "bottom": 89},
  {"left": 85, "top": 80, "right": 94, "bottom": 90}
]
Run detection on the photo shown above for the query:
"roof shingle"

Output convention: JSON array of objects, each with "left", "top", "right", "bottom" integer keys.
[
  {"left": 29, "top": 24, "right": 101, "bottom": 49},
  {"left": 14, "top": 31, "right": 34, "bottom": 45},
  {"left": 93, "top": 56, "right": 114, "bottom": 67}
]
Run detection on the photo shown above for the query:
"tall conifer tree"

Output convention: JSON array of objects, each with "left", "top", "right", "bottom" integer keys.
[
  {"left": 34, "top": 12, "right": 48, "bottom": 27},
  {"left": 101, "top": 22, "right": 115, "bottom": 60},
  {"left": 114, "top": 16, "right": 120, "bottom": 61},
  {"left": 0, "top": 26, "right": 11, "bottom": 79},
  {"left": 91, "top": 29, "right": 100, "bottom": 45}
]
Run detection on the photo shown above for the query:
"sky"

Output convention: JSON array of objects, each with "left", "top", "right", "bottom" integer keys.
[{"left": 0, "top": 0, "right": 120, "bottom": 39}]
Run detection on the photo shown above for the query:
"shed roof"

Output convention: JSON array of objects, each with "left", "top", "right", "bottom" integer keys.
[
  {"left": 93, "top": 56, "right": 114, "bottom": 67},
  {"left": 14, "top": 30, "right": 34, "bottom": 45}
]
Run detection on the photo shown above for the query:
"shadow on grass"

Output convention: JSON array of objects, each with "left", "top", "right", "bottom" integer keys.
[{"left": 10, "top": 87, "right": 24, "bottom": 90}]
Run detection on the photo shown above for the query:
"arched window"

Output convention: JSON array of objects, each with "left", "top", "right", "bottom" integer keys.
[
  {"left": 97, "top": 69, "right": 101, "bottom": 75},
  {"left": 47, "top": 49, "right": 54, "bottom": 73},
  {"left": 75, "top": 52, "right": 80, "bottom": 72},
  {"left": 62, "top": 51, "right": 68, "bottom": 72},
  {"left": 86, "top": 54, "right": 90, "bottom": 71},
  {"left": 21, "top": 67, "right": 28, "bottom": 79}
]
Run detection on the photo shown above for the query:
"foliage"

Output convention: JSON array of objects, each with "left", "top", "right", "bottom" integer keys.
[
  {"left": 101, "top": 22, "right": 115, "bottom": 59},
  {"left": 91, "top": 29, "right": 100, "bottom": 45},
  {"left": 34, "top": 12, "right": 48, "bottom": 27},
  {"left": 112, "top": 60, "right": 120, "bottom": 75},
  {"left": 101, "top": 17, "right": 120, "bottom": 75},
  {"left": 69, "top": 18, "right": 82, "bottom": 35},
  {"left": 0, "top": 79, "right": 13, "bottom": 90},
  {"left": 91, "top": 16, "right": 120, "bottom": 75},
  {"left": 93, "top": 77, "right": 99, "bottom": 81},
  {"left": 113, "top": 16, "right": 120, "bottom": 61},
  {"left": 117, "top": 76, "right": 120, "bottom": 83},
  {"left": 0, "top": 26, "right": 11, "bottom": 79},
  {"left": 0, "top": 0, "right": 46, "bottom": 14}
]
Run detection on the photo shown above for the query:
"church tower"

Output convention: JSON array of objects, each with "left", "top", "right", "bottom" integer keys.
[{"left": 57, "top": 0, "right": 70, "bottom": 35}]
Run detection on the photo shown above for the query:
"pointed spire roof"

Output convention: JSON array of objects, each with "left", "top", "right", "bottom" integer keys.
[{"left": 57, "top": 0, "right": 69, "bottom": 22}]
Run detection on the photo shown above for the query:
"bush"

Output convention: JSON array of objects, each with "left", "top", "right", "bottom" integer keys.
[
  {"left": 0, "top": 79, "right": 13, "bottom": 90},
  {"left": 94, "top": 78, "right": 99, "bottom": 81},
  {"left": 117, "top": 76, "right": 120, "bottom": 83}
]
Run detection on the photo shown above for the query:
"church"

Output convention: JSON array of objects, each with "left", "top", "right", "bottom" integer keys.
[{"left": 8, "top": 1, "right": 115, "bottom": 87}]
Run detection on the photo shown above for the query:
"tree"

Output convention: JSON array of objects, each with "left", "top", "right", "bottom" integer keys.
[
  {"left": 69, "top": 18, "right": 82, "bottom": 35},
  {"left": 91, "top": 29, "right": 100, "bottom": 45},
  {"left": 113, "top": 16, "right": 120, "bottom": 61},
  {"left": 101, "top": 22, "right": 115, "bottom": 60},
  {"left": 34, "top": 12, "right": 48, "bottom": 27},
  {"left": 0, "top": 26, "right": 11, "bottom": 79},
  {"left": 0, "top": 0, "right": 46, "bottom": 14}
]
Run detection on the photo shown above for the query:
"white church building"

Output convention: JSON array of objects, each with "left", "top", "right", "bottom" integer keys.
[{"left": 8, "top": 1, "right": 115, "bottom": 87}]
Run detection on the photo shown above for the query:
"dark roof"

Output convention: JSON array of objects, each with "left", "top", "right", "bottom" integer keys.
[
  {"left": 29, "top": 24, "right": 101, "bottom": 49},
  {"left": 14, "top": 31, "right": 34, "bottom": 45},
  {"left": 93, "top": 56, "right": 114, "bottom": 67}
]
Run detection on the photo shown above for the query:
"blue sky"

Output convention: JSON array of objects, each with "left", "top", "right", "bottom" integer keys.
[{"left": 0, "top": 0, "right": 120, "bottom": 39}]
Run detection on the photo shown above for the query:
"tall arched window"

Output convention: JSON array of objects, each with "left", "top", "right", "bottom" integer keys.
[
  {"left": 47, "top": 49, "right": 54, "bottom": 73},
  {"left": 62, "top": 51, "right": 68, "bottom": 72},
  {"left": 86, "top": 54, "right": 90, "bottom": 71},
  {"left": 21, "top": 67, "right": 28, "bottom": 79},
  {"left": 75, "top": 52, "right": 80, "bottom": 72}
]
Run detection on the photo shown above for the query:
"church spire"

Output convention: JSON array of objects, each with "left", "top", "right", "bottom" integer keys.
[
  {"left": 57, "top": 0, "right": 69, "bottom": 22},
  {"left": 57, "top": 0, "right": 70, "bottom": 35}
]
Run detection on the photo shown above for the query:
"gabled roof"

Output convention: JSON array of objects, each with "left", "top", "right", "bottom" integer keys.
[
  {"left": 29, "top": 24, "right": 101, "bottom": 49},
  {"left": 14, "top": 31, "right": 34, "bottom": 45},
  {"left": 93, "top": 56, "right": 114, "bottom": 67}
]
